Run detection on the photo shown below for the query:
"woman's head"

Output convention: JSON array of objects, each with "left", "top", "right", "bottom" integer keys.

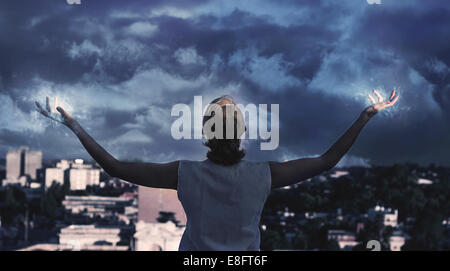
[{"left": 203, "top": 95, "right": 246, "bottom": 166}]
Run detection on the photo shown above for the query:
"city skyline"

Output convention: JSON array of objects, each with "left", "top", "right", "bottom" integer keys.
[{"left": 0, "top": 144, "right": 448, "bottom": 251}]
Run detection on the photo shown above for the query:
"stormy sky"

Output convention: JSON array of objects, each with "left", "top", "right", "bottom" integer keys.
[{"left": 1, "top": 0, "right": 449, "bottom": 167}]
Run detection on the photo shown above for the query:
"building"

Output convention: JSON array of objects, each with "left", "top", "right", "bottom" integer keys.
[
  {"left": 45, "top": 159, "right": 100, "bottom": 190},
  {"left": 330, "top": 170, "right": 349, "bottom": 178},
  {"left": 134, "top": 221, "right": 184, "bottom": 251},
  {"left": 138, "top": 186, "right": 186, "bottom": 226},
  {"left": 45, "top": 160, "right": 71, "bottom": 188},
  {"left": 24, "top": 149, "right": 42, "bottom": 180},
  {"left": 2, "top": 176, "right": 28, "bottom": 186},
  {"left": 304, "top": 212, "right": 328, "bottom": 220},
  {"left": 327, "top": 230, "right": 360, "bottom": 250},
  {"left": 18, "top": 243, "right": 128, "bottom": 251},
  {"left": 443, "top": 217, "right": 450, "bottom": 228},
  {"left": 58, "top": 225, "right": 131, "bottom": 249},
  {"left": 368, "top": 205, "right": 398, "bottom": 228},
  {"left": 389, "top": 232, "right": 406, "bottom": 251},
  {"left": 68, "top": 167, "right": 100, "bottom": 190},
  {"left": 67, "top": 159, "right": 100, "bottom": 190},
  {"left": 29, "top": 182, "right": 41, "bottom": 189},
  {"left": 45, "top": 168, "right": 65, "bottom": 187},
  {"left": 416, "top": 178, "right": 433, "bottom": 185},
  {"left": 6, "top": 149, "right": 21, "bottom": 180},
  {"left": 3, "top": 147, "right": 42, "bottom": 186},
  {"left": 62, "top": 195, "right": 136, "bottom": 223}
]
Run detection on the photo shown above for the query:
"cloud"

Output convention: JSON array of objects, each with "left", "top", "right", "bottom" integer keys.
[
  {"left": 149, "top": 6, "right": 194, "bottom": 19},
  {"left": 125, "top": 21, "right": 158, "bottom": 38},
  {"left": 336, "top": 155, "right": 371, "bottom": 168},
  {"left": 109, "top": 129, "right": 153, "bottom": 145},
  {"left": 174, "top": 47, "right": 206, "bottom": 65},
  {"left": 1, "top": 0, "right": 450, "bottom": 166},
  {"left": 229, "top": 47, "right": 302, "bottom": 91},
  {"left": 68, "top": 40, "right": 102, "bottom": 59},
  {"left": 0, "top": 93, "right": 47, "bottom": 133}
]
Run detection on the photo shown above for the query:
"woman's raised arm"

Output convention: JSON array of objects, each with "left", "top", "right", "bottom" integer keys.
[
  {"left": 269, "top": 89, "right": 399, "bottom": 189},
  {"left": 35, "top": 98, "right": 178, "bottom": 190}
]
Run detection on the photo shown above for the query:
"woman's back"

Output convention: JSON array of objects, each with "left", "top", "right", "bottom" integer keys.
[
  {"left": 177, "top": 159, "right": 271, "bottom": 251},
  {"left": 35, "top": 92, "right": 399, "bottom": 251}
]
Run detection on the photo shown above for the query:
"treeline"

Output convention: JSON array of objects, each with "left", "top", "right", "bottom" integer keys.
[{"left": 261, "top": 163, "right": 450, "bottom": 250}]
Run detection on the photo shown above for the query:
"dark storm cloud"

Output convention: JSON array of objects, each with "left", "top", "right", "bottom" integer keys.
[
  {"left": 1, "top": 0, "right": 450, "bottom": 166},
  {"left": 339, "top": 1, "right": 450, "bottom": 164},
  {"left": 0, "top": 0, "right": 210, "bottom": 87},
  {"left": 355, "top": 5, "right": 450, "bottom": 116}
]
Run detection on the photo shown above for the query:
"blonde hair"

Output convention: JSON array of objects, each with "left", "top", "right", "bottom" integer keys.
[{"left": 203, "top": 95, "right": 246, "bottom": 165}]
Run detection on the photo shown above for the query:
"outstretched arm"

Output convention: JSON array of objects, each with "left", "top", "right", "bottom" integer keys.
[
  {"left": 36, "top": 98, "right": 178, "bottom": 190},
  {"left": 269, "top": 89, "right": 399, "bottom": 189}
]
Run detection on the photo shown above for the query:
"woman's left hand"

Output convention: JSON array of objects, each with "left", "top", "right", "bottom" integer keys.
[{"left": 35, "top": 97, "right": 76, "bottom": 128}]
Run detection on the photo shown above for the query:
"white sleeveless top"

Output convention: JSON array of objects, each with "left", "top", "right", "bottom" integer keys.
[{"left": 177, "top": 159, "right": 271, "bottom": 251}]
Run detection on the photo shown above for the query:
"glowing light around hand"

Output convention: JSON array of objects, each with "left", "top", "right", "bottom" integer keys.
[
  {"left": 46, "top": 96, "right": 64, "bottom": 123},
  {"left": 36, "top": 96, "right": 73, "bottom": 125}
]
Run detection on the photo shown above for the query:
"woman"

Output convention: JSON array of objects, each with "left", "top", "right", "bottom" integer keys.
[{"left": 36, "top": 89, "right": 398, "bottom": 251}]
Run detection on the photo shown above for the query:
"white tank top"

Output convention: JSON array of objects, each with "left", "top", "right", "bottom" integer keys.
[{"left": 177, "top": 159, "right": 271, "bottom": 251}]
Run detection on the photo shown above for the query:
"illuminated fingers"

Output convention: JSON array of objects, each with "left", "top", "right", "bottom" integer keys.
[
  {"left": 385, "top": 94, "right": 399, "bottom": 107},
  {"left": 35, "top": 101, "right": 49, "bottom": 117},
  {"left": 373, "top": 89, "right": 384, "bottom": 103},
  {"left": 389, "top": 89, "right": 396, "bottom": 100},
  {"left": 36, "top": 99, "right": 67, "bottom": 124},
  {"left": 368, "top": 94, "right": 377, "bottom": 104},
  {"left": 46, "top": 96, "right": 52, "bottom": 112},
  {"left": 57, "top": 106, "right": 73, "bottom": 120},
  {"left": 367, "top": 89, "right": 399, "bottom": 112},
  {"left": 35, "top": 101, "right": 43, "bottom": 112},
  {"left": 56, "top": 106, "right": 67, "bottom": 117}
]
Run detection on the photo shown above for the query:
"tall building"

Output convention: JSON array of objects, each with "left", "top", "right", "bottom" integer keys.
[
  {"left": 3, "top": 146, "right": 42, "bottom": 186},
  {"left": 45, "top": 159, "right": 100, "bottom": 190},
  {"left": 138, "top": 186, "right": 186, "bottom": 226},
  {"left": 45, "top": 168, "right": 65, "bottom": 188},
  {"left": 68, "top": 168, "right": 100, "bottom": 190},
  {"left": 6, "top": 149, "right": 21, "bottom": 180},
  {"left": 45, "top": 160, "right": 72, "bottom": 188},
  {"left": 24, "top": 150, "right": 42, "bottom": 180}
]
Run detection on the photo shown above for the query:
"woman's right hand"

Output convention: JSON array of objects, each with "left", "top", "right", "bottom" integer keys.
[
  {"left": 35, "top": 97, "right": 76, "bottom": 128},
  {"left": 362, "top": 89, "right": 399, "bottom": 119}
]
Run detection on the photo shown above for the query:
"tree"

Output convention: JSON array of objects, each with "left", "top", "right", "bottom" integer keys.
[
  {"left": 327, "top": 239, "right": 340, "bottom": 251},
  {"left": 40, "top": 181, "right": 67, "bottom": 220},
  {"left": 403, "top": 207, "right": 443, "bottom": 250},
  {"left": 40, "top": 188, "right": 58, "bottom": 219},
  {"left": 260, "top": 229, "right": 291, "bottom": 251},
  {"left": 1, "top": 186, "right": 26, "bottom": 226},
  {"left": 156, "top": 211, "right": 180, "bottom": 226},
  {"left": 292, "top": 230, "right": 308, "bottom": 250}
]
